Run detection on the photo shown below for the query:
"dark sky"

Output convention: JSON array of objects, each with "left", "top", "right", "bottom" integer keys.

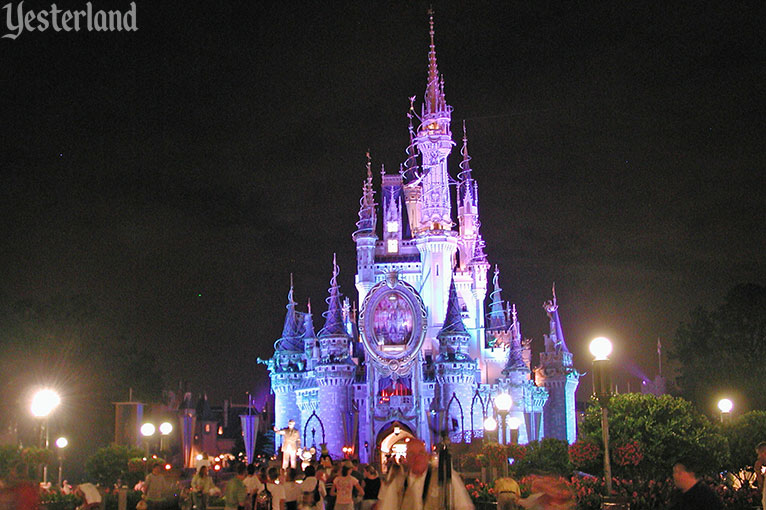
[{"left": 1, "top": 1, "right": 763, "bottom": 407}]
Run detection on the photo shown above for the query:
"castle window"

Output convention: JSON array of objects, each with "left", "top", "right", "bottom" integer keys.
[
  {"left": 387, "top": 239, "right": 398, "bottom": 253},
  {"left": 387, "top": 221, "right": 399, "bottom": 233}
]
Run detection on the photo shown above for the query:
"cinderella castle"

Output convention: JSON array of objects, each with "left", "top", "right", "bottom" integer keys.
[{"left": 263, "top": 13, "right": 579, "bottom": 464}]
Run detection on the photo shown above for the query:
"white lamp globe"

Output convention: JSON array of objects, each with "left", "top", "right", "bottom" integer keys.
[
  {"left": 140, "top": 423, "right": 156, "bottom": 437},
  {"left": 159, "top": 422, "right": 173, "bottom": 435},
  {"left": 483, "top": 417, "right": 498, "bottom": 432},
  {"left": 31, "top": 389, "right": 61, "bottom": 418},
  {"left": 589, "top": 337, "right": 613, "bottom": 360},
  {"left": 718, "top": 398, "right": 733, "bottom": 414},
  {"left": 507, "top": 417, "right": 523, "bottom": 430},
  {"left": 55, "top": 437, "right": 68, "bottom": 449},
  {"left": 495, "top": 392, "right": 513, "bottom": 412}
]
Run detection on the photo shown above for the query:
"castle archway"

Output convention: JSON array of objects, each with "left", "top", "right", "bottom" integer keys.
[{"left": 375, "top": 421, "right": 416, "bottom": 473}]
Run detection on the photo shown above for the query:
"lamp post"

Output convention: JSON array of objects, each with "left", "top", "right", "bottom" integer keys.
[
  {"left": 717, "top": 398, "right": 733, "bottom": 423},
  {"left": 31, "top": 388, "right": 61, "bottom": 484},
  {"left": 159, "top": 422, "right": 173, "bottom": 453},
  {"left": 507, "top": 417, "right": 522, "bottom": 445},
  {"left": 590, "top": 337, "right": 614, "bottom": 496},
  {"left": 494, "top": 393, "right": 512, "bottom": 445},
  {"left": 483, "top": 416, "right": 497, "bottom": 442},
  {"left": 140, "top": 423, "right": 156, "bottom": 457},
  {"left": 55, "top": 437, "right": 68, "bottom": 488}
]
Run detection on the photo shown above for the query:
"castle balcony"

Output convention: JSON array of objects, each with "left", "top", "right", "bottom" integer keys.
[{"left": 374, "top": 395, "right": 415, "bottom": 418}]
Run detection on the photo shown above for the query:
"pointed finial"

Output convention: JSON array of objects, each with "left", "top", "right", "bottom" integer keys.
[
  {"left": 512, "top": 303, "right": 518, "bottom": 323},
  {"left": 307, "top": 297, "right": 312, "bottom": 314},
  {"left": 552, "top": 282, "right": 557, "bottom": 306},
  {"left": 380, "top": 163, "right": 386, "bottom": 177},
  {"left": 332, "top": 253, "right": 339, "bottom": 281},
  {"left": 366, "top": 150, "right": 372, "bottom": 177}
]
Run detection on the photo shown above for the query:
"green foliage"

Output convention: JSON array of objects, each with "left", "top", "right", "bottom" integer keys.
[
  {"left": 580, "top": 393, "right": 728, "bottom": 479},
  {"left": 40, "top": 492, "right": 83, "bottom": 510},
  {"left": 723, "top": 410, "right": 766, "bottom": 472},
  {"left": 0, "top": 444, "right": 21, "bottom": 478},
  {"left": 513, "top": 438, "right": 572, "bottom": 477},
  {"left": 85, "top": 444, "right": 145, "bottom": 487},
  {"left": 21, "top": 446, "right": 53, "bottom": 466},
  {"left": 671, "top": 283, "right": 766, "bottom": 411}
]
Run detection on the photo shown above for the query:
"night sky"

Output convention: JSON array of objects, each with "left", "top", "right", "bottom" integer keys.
[{"left": 1, "top": 1, "right": 763, "bottom": 409}]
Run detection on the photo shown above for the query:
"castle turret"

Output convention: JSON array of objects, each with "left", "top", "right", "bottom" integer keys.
[
  {"left": 434, "top": 277, "right": 478, "bottom": 441},
  {"left": 315, "top": 255, "right": 356, "bottom": 458},
  {"left": 534, "top": 285, "right": 580, "bottom": 443},
  {"left": 270, "top": 278, "right": 307, "bottom": 450},
  {"left": 415, "top": 10, "right": 454, "bottom": 231},
  {"left": 353, "top": 154, "right": 377, "bottom": 305}
]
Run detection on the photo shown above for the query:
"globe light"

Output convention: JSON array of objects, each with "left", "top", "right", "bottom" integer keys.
[
  {"left": 159, "top": 422, "right": 173, "bottom": 435},
  {"left": 495, "top": 392, "right": 513, "bottom": 412},
  {"left": 483, "top": 417, "right": 497, "bottom": 432},
  {"left": 507, "top": 417, "right": 523, "bottom": 430},
  {"left": 56, "top": 437, "right": 68, "bottom": 449},
  {"left": 718, "top": 398, "right": 733, "bottom": 414},
  {"left": 31, "top": 389, "right": 61, "bottom": 418},
  {"left": 589, "top": 337, "right": 613, "bottom": 360},
  {"left": 140, "top": 423, "right": 156, "bottom": 437}
]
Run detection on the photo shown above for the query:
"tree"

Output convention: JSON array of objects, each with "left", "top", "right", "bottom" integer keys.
[
  {"left": 671, "top": 283, "right": 766, "bottom": 411},
  {"left": 512, "top": 438, "right": 571, "bottom": 477},
  {"left": 580, "top": 393, "right": 728, "bottom": 479},
  {"left": 723, "top": 410, "right": 766, "bottom": 473},
  {"left": 85, "top": 444, "right": 145, "bottom": 487}
]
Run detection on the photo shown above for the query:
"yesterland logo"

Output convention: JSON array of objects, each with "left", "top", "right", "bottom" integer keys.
[{"left": 3, "top": 1, "right": 137, "bottom": 39}]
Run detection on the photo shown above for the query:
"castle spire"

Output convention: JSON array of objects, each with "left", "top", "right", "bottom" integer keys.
[
  {"left": 354, "top": 152, "right": 377, "bottom": 236},
  {"left": 458, "top": 120, "right": 473, "bottom": 181},
  {"left": 488, "top": 265, "right": 506, "bottom": 330},
  {"left": 424, "top": 8, "right": 446, "bottom": 117},
  {"left": 320, "top": 254, "right": 346, "bottom": 336},
  {"left": 278, "top": 273, "right": 303, "bottom": 351},
  {"left": 543, "top": 282, "right": 570, "bottom": 353},
  {"left": 439, "top": 276, "right": 468, "bottom": 335},
  {"left": 303, "top": 298, "right": 316, "bottom": 338}
]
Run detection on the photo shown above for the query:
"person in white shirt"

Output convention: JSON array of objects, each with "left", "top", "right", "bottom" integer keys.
[
  {"left": 300, "top": 465, "right": 326, "bottom": 510},
  {"left": 264, "top": 466, "right": 286, "bottom": 510}
]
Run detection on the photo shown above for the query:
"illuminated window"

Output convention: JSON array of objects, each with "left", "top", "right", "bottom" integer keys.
[
  {"left": 205, "top": 424, "right": 211, "bottom": 433},
  {"left": 386, "top": 221, "right": 399, "bottom": 233},
  {"left": 387, "top": 239, "right": 398, "bottom": 253},
  {"left": 218, "top": 426, "right": 223, "bottom": 435}
]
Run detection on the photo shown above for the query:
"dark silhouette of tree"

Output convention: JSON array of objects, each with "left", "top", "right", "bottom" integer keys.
[{"left": 671, "top": 283, "right": 766, "bottom": 412}]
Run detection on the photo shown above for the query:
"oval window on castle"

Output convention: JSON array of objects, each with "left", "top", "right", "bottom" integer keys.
[{"left": 372, "top": 292, "right": 413, "bottom": 348}]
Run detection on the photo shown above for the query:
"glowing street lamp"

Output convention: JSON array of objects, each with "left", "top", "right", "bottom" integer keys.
[
  {"left": 31, "top": 388, "right": 60, "bottom": 484},
  {"left": 495, "top": 393, "right": 512, "bottom": 445},
  {"left": 508, "top": 416, "right": 523, "bottom": 445},
  {"left": 141, "top": 423, "right": 156, "bottom": 457},
  {"left": 483, "top": 416, "right": 498, "bottom": 443},
  {"left": 159, "top": 422, "right": 173, "bottom": 452},
  {"left": 718, "top": 398, "right": 733, "bottom": 423},
  {"left": 55, "top": 437, "right": 68, "bottom": 488},
  {"left": 590, "top": 337, "right": 614, "bottom": 496}
]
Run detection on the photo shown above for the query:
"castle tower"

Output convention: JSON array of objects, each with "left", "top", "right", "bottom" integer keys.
[
  {"left": 534, "top": 285, "right": 580, "bottom": 443},
  {"left": 195, "top": 394, "right": 218, "bottom": 456},
  {"left": 434, "top": 276, "right": 478, "bottom": 442},
  {"left": 456, "top": 124, "right": 490, "bottom": 360},
  {"left": 270, "top": 279, "right": 306, "bottom": 451},
  {"left": 353, "top": 154, "right": 378, "bottom": 305},
  {"left": 411, "top": 13, "right": 459, "bottom": 348},
  {"left": 381, "top": 166, "right": 404, "bottom": 256},
  {"left": 415, "top": 10, "right": 454, "bottom": 230},
  {"left": 314, "top": 255, "right": 356, "bottom": 458}
]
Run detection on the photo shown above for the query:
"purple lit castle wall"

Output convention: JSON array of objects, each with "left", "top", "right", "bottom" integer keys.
[{"left": 263, "top": 13, "right": 579, "bottom": 462}]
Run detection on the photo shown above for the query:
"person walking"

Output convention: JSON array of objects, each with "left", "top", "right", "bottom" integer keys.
[
  {"left": 191, "top": 465, "right": 216, "bottom": 510},
  {"left": 224, "top": 464, "right": 248, "bottom": 510},
  {"left": 670, "top": 459, "right": 723, "bottom": 510},
  {"left": 360, "top": 466, "right": 381, "bottom": 510},
  {"left": 754, "top": 442, "right": 766, "bottom": 510},
  {"left": 331, "top": 466, "right": 363, "bottom": 510},
  {"left": 300, "top": 465, "right": 326, "bottom": 510},
  {"left": 143, "top": 463, "right": 168, "bottom": 510}
]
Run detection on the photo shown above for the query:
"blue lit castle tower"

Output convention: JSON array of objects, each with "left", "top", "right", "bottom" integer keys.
[{"left": 264, "top": 13, "right": 579, "bottom": 463}]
